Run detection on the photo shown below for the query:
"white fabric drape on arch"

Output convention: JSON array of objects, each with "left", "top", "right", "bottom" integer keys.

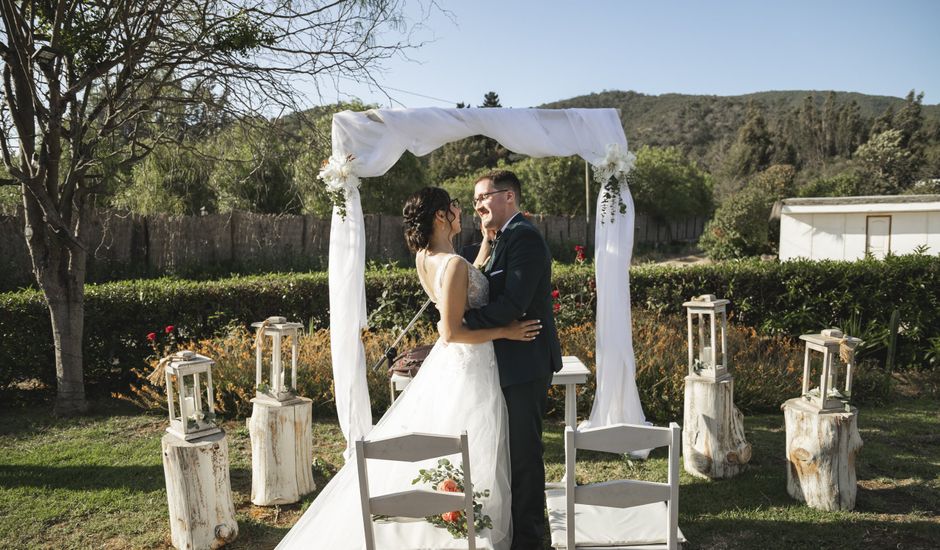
[{"left": 327, "top": 107, "right": 646, "bottom": 458}]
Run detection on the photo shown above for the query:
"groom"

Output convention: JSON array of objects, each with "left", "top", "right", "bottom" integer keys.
[{"left": 464, "top": 170, "right": 563, "bottom": 549}]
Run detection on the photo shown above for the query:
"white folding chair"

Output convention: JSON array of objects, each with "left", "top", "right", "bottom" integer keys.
[
  {"left": 356, "top": 431, "right": 476, "bottom": 550},
  {"left": 546, "top": 422, "right": 685, "bottom": 549}
]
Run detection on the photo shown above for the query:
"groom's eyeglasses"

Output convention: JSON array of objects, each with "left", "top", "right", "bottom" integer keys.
[{"left": 472, "top": 189, "right": 510, "bottom": 206}]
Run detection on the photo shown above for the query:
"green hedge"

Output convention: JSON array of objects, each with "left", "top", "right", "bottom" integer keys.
[
  {"left": 2, "top": 254, "right": 938, "bottom": 393},
  {"left": 627, "top": 254, "right": 940, "bottom": 369}
]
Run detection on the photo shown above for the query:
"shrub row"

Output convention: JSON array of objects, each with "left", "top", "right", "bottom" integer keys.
[{"left": 2, "top": 254, "right": 938, "bottom": 393}]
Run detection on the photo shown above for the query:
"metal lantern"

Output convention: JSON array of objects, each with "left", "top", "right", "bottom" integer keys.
[
  {"left": 164, "top": 351, "right": 220, "bottom": 441},
  {"left": 251, "top": 316, "right": 303, "bottom": 404},
  {"left": 798, "top": 328, "right": 862, "bottom": 411},
  {"left": 683, "top": 294, "right": 729, "bottom": 380}
]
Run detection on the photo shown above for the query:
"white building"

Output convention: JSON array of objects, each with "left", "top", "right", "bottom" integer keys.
[{"left": 778, "top": 195, "right": 940, "bottom": 261}]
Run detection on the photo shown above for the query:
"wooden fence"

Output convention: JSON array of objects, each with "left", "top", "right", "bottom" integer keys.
[{"left": 0, "top": 209, "right": 704, "bottom": 290}]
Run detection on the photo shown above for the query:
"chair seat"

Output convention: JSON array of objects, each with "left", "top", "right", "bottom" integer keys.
[
  {"left": 545, "top": 489, "right": 686, "bottom": 549},
  {"left": 371, "top": 519, "right": 492, "bottom": 549}
]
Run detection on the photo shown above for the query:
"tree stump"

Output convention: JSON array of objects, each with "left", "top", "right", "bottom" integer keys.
[
  {"left": 783, "top": 397, "right": 862, "bottom": 510},
  {"left": 249, "top": 396, "right": 316, "bottom": 506},
  {"left": 683, "top": 374, "right": 752, "bottom": 479},
  {"left": 161, "top": 431, "right": 238, "bottom": 549}
]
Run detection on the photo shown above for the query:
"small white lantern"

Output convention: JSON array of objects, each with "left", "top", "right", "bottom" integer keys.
[
  {"left": 164, "top": 351, "right": 220, "bottom": 441},
  {"left": 251, "top": 316, "right": 303, "bottom": 404},
  {"left": 798, "top": 328, "right": 863, "bottom": 411},
  {"left": 683, "top": 294, "right": 729, "bottom": 380}
]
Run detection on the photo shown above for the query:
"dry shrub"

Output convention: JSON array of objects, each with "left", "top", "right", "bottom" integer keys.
[
  {"left": 116, "top": 323, "right": 440, "bottom": 419},
  {"left": 555, "top": 309, "right": 804, "bottom": 423},
  {"left": 119, "top": 311, "right": 833, "bottom": 424}
]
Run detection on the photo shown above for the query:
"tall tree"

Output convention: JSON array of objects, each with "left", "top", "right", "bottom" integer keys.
[
  {"left": 821, "top": 91, "right": 838, "bottom": 157},
  {"left": 798, "top": 95, "right": 824, "bottom": 165},
  {"left": 723, "top": 102, "right": 773, "bottom": 180},
  {"left": 893, "top": 90, "right": 926, "bottom": 152},
  {"left": 0, "top": 0, "right": 428, "bottom": 414},
  {"left": 836, "top": 100, "right": 867, "bottom": 157}
]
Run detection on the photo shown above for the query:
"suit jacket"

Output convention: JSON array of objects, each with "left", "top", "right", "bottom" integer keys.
[{"left": 464, "top": 214, "right": 563, "bottom": 387}]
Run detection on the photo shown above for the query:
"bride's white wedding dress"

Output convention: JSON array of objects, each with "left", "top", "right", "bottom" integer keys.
[{"left": 277, "top": 254, "right": 512, "bottom": 550}]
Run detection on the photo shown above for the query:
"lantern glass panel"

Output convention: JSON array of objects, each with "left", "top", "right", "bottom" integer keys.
[
  {"left": 164, "top": 352, "right": 220, "bottom": 441},
  {"left": 251, "top": 317, "right": 304, "bottom": 404},
  {"left": 682, "top": 295, "right": 730, "bottom": 379},
  {"left": 798, "top": 329, "right": 862, "bottom": 412}
]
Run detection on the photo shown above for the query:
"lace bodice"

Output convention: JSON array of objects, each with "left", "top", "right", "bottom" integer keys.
[{"left": 419, "top": 254, "right": 489, "bottom": 310}]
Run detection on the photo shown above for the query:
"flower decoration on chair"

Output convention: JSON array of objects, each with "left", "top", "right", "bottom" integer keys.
[
  {"left": 318, "top": 153, "right": 361, "bottom": 219},
  {"left": 592, "top": 143, "right": 636, "bottom": 222},
  {"left": 410, "top": 458, "right": 493, "bottom": 539}
]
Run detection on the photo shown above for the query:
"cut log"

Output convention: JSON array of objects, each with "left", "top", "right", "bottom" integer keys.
[
  {"left": 783, "top": 397, "right": 862, "bottom": 510},
  {"left": 683, "top": 374, "right": 752, "bottom": 479},
  {"left": 161, "top": 431, "right": 238, "bottom": 549},
  {"left": 249, "top": 397, "right": 316, "bottom": 506}
]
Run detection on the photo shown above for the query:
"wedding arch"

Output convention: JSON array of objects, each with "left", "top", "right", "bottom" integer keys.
[{"left": 319, "top": 107, "right": 647, "bottom": 457}]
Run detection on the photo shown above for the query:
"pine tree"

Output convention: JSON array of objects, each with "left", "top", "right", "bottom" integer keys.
[{"left": 480, "top": 92, "right": 502, "bottom": 108}]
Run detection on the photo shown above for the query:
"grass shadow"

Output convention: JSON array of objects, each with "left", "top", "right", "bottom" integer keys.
[
  {"left": 0, "top": 464, "right": 166, "bottom": 493},
  {"left": 684, "top": 516, "right": 940, "bottom": 550}
]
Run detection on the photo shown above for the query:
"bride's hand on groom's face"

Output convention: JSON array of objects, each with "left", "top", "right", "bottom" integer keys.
[
  {"left": 480, "top": 222, "right": 497, "bottom": 243},
  {"left": 504, "top": 318, "right": 542, "bottom": 342}
]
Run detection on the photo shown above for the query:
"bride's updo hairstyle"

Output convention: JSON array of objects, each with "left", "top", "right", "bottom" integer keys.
[{"left": 403, "top": 187, "right": 455, "bottom": 253}]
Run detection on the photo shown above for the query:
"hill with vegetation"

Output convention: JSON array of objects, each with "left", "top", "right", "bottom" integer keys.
[{"left": 542, "top": 89, "right": 940, "bottom": 174}]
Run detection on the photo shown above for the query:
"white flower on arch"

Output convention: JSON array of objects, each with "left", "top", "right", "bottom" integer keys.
[
  {"left": 593, "top": 143, "right": 636, "bottom": 184},
  {"left": 592, "top": 143, "right": 636, "bottom": 221},
  {"left": 319, "top": 153, "right": 361, "bottom": 194}
]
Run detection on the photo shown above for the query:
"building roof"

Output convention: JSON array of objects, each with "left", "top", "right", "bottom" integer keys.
[
  {"left": 782, "top": 194, "right": 940, "bottom": 206},
  {"left": 779, "top": 194, "right": 940, "bottom": 215}
]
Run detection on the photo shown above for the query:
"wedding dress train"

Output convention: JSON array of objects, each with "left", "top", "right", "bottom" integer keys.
[{"left": 277, "top": 255, "right": 512, "bottom": 550}]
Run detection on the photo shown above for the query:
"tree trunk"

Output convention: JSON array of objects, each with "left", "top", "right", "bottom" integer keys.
[
  {"left": 22, "top": 192, "right": 89, "bottom": 415},
  {"left": 249, "top": 397, "right": 315, "bottom": 506},
  {"left": 162, "top": 431, "right": 238, "bottom": 549},
  {"left": 782, "top": 397, "right": 862, "bottom": 511},
  {"left": 682, "top": 374, "right": 752, "bottom": 479},
  {"left": 48, "top": 284, "right": 88, "bottom": 416}
]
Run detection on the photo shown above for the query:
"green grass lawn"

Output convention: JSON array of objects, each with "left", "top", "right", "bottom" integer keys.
[{"left": 1, "top": 398, "right": 938, "bottom": 549}]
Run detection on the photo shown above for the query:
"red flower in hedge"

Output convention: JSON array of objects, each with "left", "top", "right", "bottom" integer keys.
[
  {"left": 146, "top": 332, "right": 157, "bottom": 342},
  {"left": 551, "top": 289, "right": 560, "bottom": 299},
  {"left": 574, "top": 244, "right": 586, "bottom": 264},
  {"left": 553, "top": 303, "right": 561, "bottom": 314},
  {"left": 165, "top": 325, "right": 175, "bottom": 334}
]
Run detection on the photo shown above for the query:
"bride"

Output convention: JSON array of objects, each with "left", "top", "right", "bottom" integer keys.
[{"left": 277, "top": 187, "right": 541, "bottom": 549}]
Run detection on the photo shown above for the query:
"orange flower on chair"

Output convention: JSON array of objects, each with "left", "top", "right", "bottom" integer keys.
[{"left": 437, "top": 478, "right": 459, "bottom": 493}]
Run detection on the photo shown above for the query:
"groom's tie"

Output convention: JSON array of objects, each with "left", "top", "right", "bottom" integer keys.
[{"left": 485, "top": 230, "right": 502, "bottom": 272}]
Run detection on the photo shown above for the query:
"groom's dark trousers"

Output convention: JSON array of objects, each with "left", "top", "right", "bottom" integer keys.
[{"left": 464, "top": 213, "right": 563, "bottom": 550}]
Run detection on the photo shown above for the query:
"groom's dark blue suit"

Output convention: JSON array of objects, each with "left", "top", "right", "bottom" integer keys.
[{"left": 464, "top": 212, "right": 562, "bottom": 549}]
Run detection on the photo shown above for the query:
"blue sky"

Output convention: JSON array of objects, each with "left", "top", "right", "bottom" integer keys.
[{"left": 313, "top": 0, "right": 940, "bottom": 108}]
